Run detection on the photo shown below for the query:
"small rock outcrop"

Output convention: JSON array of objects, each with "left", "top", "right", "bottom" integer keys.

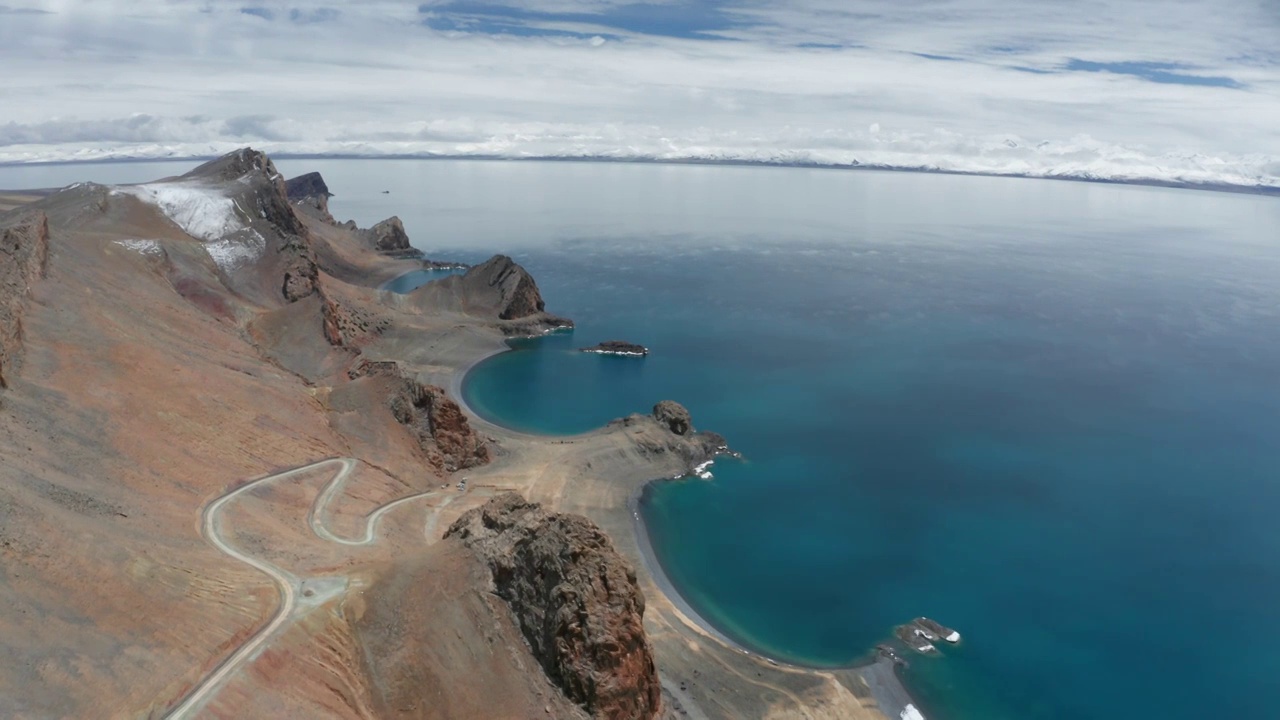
[
  {"left": 464, "top": 254, "right": 547, "bottom": 320},
  {"left": 319, "top": 289, "right": 389, "bottom": 347},
  {"left": 359, "top": 216, "right": 423, "bottom": 259},
  {"left": 579, "top": 341, "right": 648, "bottom": 357},
  {"left": 362, "top": 216, "right": 409, "bottom": 252},
  {"left": 652, "top": 400, "right": 692, "bottom": 436},
  {"left": 285, "top": 172, "right": 331, "bottom": 201},
  {"left": 389, "top": 377, "right": 489, "bottom": 472},
  {"left": 446, "top": 494, "right": 661, "bottom": 720},
  {"left": 0, "top": 212, "right": 49, "bottom": 390}
]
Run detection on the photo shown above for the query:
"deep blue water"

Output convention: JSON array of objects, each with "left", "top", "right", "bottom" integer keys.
[
  {"left": 5, "top": 159, "right": 1279, "bottom": 719},
  {"left": 457, "top": 228, "right": 1280, "bottom": 719}
]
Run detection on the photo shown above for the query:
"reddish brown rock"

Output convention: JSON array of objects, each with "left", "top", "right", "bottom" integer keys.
[
  {"left": 446, "top": 494, "right": 661, "bottom": 720},
  {"left": 389, "top": 378, "right": 489, "bottom": 472},
  {"left": 318, "top": 288, "right": 389, "bottom": 348},
  {"left": 652, "top": 400, "right": 692, "bottom": 436}
]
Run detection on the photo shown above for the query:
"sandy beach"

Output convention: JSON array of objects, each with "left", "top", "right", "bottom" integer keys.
[{"left": 385, "top": 267, "right": 908, "bottom": 719}]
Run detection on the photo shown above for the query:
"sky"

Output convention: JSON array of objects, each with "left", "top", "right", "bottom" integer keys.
[{"left": 1, "top": 0, "right": 1278, "bottom": 187}]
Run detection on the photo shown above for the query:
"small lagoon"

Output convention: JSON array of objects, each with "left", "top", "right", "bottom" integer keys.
[{"left": 380, "top": 267, "right": 466, "bottom": 293}]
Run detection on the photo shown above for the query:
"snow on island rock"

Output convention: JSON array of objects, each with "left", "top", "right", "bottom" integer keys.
[{"left": 579, "top": 340, "right": 648, "bottom": 357}]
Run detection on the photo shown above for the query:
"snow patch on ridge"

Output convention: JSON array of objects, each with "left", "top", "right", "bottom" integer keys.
[
  {"left": 204, "top": 234, "right": 267, "bottom": 274},
  {"left": 116, "top": 183, "right": 241, "bottom": 242},
  {"left": 112, "top": 239, "right": 163, "bottom": 256},
  {"left": 113, "top": 181, "right": 267, "bottom": 273}
]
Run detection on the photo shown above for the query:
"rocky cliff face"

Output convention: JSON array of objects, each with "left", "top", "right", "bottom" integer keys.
[
  {"left": 285, "top": 172, "right": 331, "bottom": 201},
  {"left": 0, "top": 212, "right": 48, "bottom": 390},
  {"left": 652, "top": 400, "right": 692, "bottom": 435},
  {"left": 180, "top": 149, "right": 319, "bottom": 303},
  {"left": 446, "top": 494, "right": 661, "bottom": 720},
  {"left": 360, "top": 217, "right": 414, "bottom": 255},
  {"left": 385, "top": 374, "right": 490, "bottom": 473},
  {"left": 463, "top": 254, "right": 547, "bottom": 319},
  {"left": 406, "top": 253, "right": 572, "bottom": 334}
]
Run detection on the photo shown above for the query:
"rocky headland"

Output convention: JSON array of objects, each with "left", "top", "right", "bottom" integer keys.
[{"left": 0, "top": 149, "right": 894, "bottom": 720}]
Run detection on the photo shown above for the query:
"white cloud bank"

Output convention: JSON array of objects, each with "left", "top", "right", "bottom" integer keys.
[{"left": 1, "top": 0, "right": 1278, "bottom": 190}]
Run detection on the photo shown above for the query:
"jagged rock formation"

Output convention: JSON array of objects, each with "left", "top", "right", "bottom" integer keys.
[
  {"left": 360, "top": 216, "right": 418, "bottom": 257},
  {"left": 286, "top": 172, "right": 337, "bottom": 224},
  {"left": 388, "top": 375, "right": 490, "bottom": 472},
  {"left": 406, "top": 253, "right": 572, "bottom": 334},
  {"left": 320, "top": 289, "right": 390, "bottom": 347},
  {"left": 0, "top": 211, "right": 49, "bottom": 390},
  {"left": 286, "top": 172, "right": 331, "bottom": 201},
  {"left": 652, "top": 400, "right": 692, "bottom": 436},
  {"left": 446, "top": 494, "right": 661, "bottom": 720},
  {"left": 468, "top": 254, "right": 546, "bottom": 319},
  {"left": 128, "top": 149, "right": 320, "bottom": 305}
]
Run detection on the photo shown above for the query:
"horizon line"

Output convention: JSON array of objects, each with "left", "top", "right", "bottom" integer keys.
[{"left": 2, "top": 152, "right": 1277, "bottom": 199}]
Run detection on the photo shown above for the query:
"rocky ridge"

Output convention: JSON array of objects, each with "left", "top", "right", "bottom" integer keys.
[
  {"left": 376, "top": 366, "right": 490, "bottom": 473},
  {"left": 446, "top": 493, "right": 661, "bottom": 720},
  {"left": 409, "top": 253, "right": 573, "bottom": 334},
  {"left": 0, "top": 211, "right": 48, "bottom": 390},
  {"left": 359, "top": 216, "right": 422, "bottom": 259}
]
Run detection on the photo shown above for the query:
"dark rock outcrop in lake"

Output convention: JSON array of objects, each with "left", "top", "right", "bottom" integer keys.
[
  {"left": 446, "top": 493, "right": 661, "bottom": 720},
  {"left": 580, "top": 341, "right": 648, "bottom": 357}
]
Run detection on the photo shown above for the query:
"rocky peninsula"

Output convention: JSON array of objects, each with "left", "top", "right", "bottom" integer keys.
[{"left": 0, "top": 149, "right": 899, "bottom": 720}]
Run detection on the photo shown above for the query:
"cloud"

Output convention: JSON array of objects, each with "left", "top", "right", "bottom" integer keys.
[
  {"left": 0, "top": 0, "right": 1277, "bottom": 189},
  {"left": 0, "top": 5, "right": 54, "bottom": 14}
]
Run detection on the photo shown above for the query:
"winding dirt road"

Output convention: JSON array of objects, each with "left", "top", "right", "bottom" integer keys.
[{"left": 163, "top": 457, "right": 459, "bottom": 719}]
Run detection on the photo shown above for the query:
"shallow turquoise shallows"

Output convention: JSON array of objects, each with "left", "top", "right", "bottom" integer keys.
[
  {"left": 6, "top": 159, "right": 1278, "bottom": 720},
  {"left": 380, "top": 267, "right": 465, "bottom": 293}
]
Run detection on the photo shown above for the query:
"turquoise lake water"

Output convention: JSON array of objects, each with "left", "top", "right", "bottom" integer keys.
[
  {"left": 5, "top": 159, "right": 1279, "bottom": 719},
  {"left": 379, "top": 267, "right": 465, "bottom": 293}
]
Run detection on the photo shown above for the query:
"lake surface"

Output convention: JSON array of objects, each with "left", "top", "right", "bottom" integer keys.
[{"left": 5, "top": 158, "right": 1279, "bottom": 719}]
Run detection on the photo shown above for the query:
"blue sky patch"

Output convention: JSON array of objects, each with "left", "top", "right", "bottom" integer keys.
[
  {"left": 418, "top": 1, "right": 749, "bottom": 40},
  {"left": 1065, "top": 59, "right": 1242, "bottom": 88}
]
